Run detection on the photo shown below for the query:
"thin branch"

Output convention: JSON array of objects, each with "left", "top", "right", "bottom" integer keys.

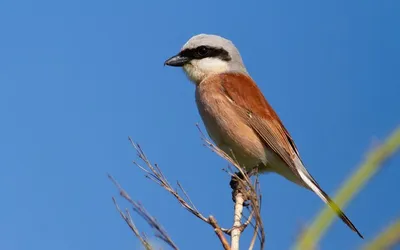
[
  {"left": 209, "top": 216, "right": 231, "bottom": 250},
  {"left": 111, "top": 197, "right": 153, "bottom": 250},
  {"left": 249, "top": 222, "right": 259, "bottom": 250},
  {"left": 116, "top": 126, "right": 264, "bottom": 250},
  {"left": 197, "top": 124, "right": 265, "bottom": 249},
  {"left": 128, "top": 138, "right": 207, "bottom": 219},
  {"left": 177, "top": 181, "right": 199, "bottom": 213},
  {"left": 127, "top": 136, "right": 231, "bottom": 250},
  {"left": 132, "top": 202, "right": 178, "bottom": 249},
  {"left": 109, "top": 174, "right": 179, "bottom": 250},
  {"left": 240, "top": 210, "right": 254, "bottom": 232}
]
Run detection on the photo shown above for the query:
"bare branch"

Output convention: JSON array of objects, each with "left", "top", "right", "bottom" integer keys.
[
  {"left": 177, "top": 181, "right": 199, "bottom": 213},
  {"left": 127, "top": 136, "right": 231, "bottom": 249},
  {"left": 209, "top": 216, "right": 231, "bottom": 250},
  {"left": 132, "top": 202, "right": 178, "bottom": 249},
  {"left": 113, "top": 127, "right": 264, "bottom": 250},
  {"left": 248, "top": 220, "right": 260, "bottom": 250},
  {"left": 196, "top": 124, "right": 265, "bottom": 249},
  {"left": 109, "top": 174, "right": 179, "bottom": 250},
  {"left": 111, "top": 197, "right": 153, "bottom": 250},
  {"left": 240, "top": 210, "right": 254, "bottom": 232}
]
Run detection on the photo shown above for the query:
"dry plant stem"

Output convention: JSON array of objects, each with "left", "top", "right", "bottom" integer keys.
[
  {"left": 197, "top": 124, "right": 265, "bottom": 249},
  {"left": 109, "top": 174, "right": 179, "bottom": 250},
  {"left": 124, "top": 127, "right": 265, "bottom": 249},
  {"left": 209, "top": 216, "right": 231, "bottom": 250},
  {"left": 111, "top": 197, "right": 153, "bottom": 250},
  {"left": 248, "top": 223, "right": 259, "bottom": 250},
  {"left": 240, "top": 210, "right": 254, "bottom": 232},
  {"left": 127, "top": 137, "right": 231, "bottom": 250},
  {"left": 231, "top": 191, "right": 245, "bottom": 250}
]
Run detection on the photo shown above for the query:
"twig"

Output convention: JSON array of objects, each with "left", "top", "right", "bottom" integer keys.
[
  {"left": 177, "top": 181, "right": 199, "bottom": 213},
  {"left": 132, "top": 202, "right": 177, "bottom": 249},
  {"left": 240, "top": 210, "right": 254, "bottom": 232},
  {"left": 127, "top": 137, "right": 231, "bottom": 250},
  {"left": 116, "top": 127, "right": 264, "bottom": 250},
  {"left": 209, "top": 216, "right": 231, "bottom": 250},
  {"left": 196, "top": 124, "right": 265, "bottom": 249},
  {"left": 111, "top": 197, "right": 153, "bottom": 250},
  {"left": 248, "top": 222, "right": 259, "bottom": 250},
  {"left": 109, "top": 175, "right": 179, "bottom": 250}
]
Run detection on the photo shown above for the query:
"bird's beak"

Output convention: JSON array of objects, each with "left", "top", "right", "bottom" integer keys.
[{"left": 164, "top": 53, "right": 190, "bottom": 67}]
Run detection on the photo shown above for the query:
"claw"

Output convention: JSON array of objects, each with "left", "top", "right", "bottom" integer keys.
[{"left": 230, "top": 171, "right": 250, "bottom": 205}]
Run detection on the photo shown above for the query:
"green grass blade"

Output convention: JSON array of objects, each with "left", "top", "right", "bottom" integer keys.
[
  {"left": 362, "top": 219, "right": 400, "bottom": 250},
  {"left": 294, "top": 127, "right": 400, "bottom": 250}
]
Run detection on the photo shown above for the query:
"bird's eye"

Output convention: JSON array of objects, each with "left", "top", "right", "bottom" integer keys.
[{"left": 196, "top": 46, "right": 209, "bottom": 57}]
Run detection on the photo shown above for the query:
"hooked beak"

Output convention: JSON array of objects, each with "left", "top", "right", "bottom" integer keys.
[{"left": 164, "top": 53, "right": 190, "bottom": 67}]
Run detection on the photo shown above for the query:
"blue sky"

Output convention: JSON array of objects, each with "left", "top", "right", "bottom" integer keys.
[{"left": 0, "top": 0, "right": 399, "bottom": 249}]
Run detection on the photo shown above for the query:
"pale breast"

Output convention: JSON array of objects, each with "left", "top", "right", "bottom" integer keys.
[{"left": 195, "top": 80, "right": 269, "bottom": 170}]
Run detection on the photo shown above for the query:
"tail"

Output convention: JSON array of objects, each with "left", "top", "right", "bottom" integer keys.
[{"left": 296, "top": 166, "right": 363, "bottom": 238}]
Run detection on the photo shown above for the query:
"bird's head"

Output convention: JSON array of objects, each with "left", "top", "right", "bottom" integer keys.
[{"left": 164, "top": 34, "right": 248, "bottom": 84}]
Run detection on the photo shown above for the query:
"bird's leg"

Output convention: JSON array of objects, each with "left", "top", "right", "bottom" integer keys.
[
  {"left": 229, "top": 171, "right": 244, "bottom": 190},
  {"left": 230, "top": 171, "right": 251, "bottom": 207},
  {"left": 229, "top": 165, "right": 260, "bottom": 206},
  {"left": 246, "top": 167, "right": 259, "bottom": 177}
]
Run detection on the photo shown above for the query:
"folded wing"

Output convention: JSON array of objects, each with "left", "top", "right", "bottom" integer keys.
[{"left": 214, "top": 72, "right": 363, "bottom": 238}]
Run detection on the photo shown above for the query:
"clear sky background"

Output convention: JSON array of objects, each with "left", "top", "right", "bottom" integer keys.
[{"left": 0, "top": 1, "right": 399, "bottom": 250}]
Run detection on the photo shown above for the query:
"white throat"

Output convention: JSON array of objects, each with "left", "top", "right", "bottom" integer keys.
[{"left": 183, "top": 58, "right": 229, "bottom": 84}]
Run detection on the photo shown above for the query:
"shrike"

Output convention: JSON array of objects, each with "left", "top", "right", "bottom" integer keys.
[{"left": 164, "top": 34, "right": 362, "bottom": 238}]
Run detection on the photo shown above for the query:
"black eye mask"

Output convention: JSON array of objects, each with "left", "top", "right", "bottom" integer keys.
[{"left": 179, "top": 46, "right": 231, "bottom": 61}]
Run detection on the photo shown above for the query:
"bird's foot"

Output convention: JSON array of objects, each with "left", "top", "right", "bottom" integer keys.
[
  {"left": 230, "top": 171, "right": 251, "bottom": 207},
  {"left": 229, "top": 171, "right": 244, "bottom": 190}
]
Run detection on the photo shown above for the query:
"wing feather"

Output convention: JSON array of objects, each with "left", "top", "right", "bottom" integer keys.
[
  {"left": 219, "top": 73, "right": 300, "bottom": 174},
  {"left": 211, "top": 72, "right": 363, "bottom": 238}
]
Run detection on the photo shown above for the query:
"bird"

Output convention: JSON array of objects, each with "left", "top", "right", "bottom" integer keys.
[{"left": 164, "top": 33, "right": 363, "bottom": 238}]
